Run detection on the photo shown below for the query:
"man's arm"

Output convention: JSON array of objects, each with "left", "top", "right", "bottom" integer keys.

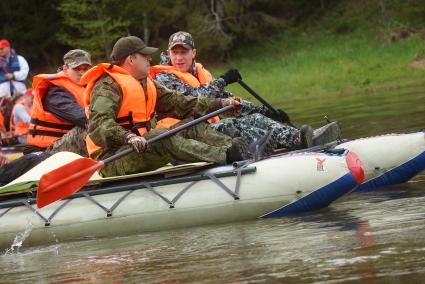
[
  {"left": 87, "top": 76, "right": 128, "bottom": 149},
  {"left": 154, "top": 72, "right": 233, "bottom": 98},
  {"left": 43, "top": 86, "right": 86, "bottom": 128},
  {"left": 155, "top": 72, "right": 268, "bottom": 117},
  {"left": 12, "top": 104, "right": 30, "bottom": 125},
  {"left": 12, "top": 56, "right": 29, "bottom": 81},
  {"left": 154, "top": 80, "right": 222, "bottom": 119}
]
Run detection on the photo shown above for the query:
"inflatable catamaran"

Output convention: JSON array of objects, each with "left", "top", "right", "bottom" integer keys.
[
  {"left": 336, "top": 131, "right": 425, "bottom": 190},
  {"left": 0, "top": 150, "right": 363, "bottom": 250},
  {"left": 1, "top": 130, "right": 424, "bottom": 250}
]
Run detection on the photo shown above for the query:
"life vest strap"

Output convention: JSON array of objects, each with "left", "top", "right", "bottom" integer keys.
[
  {"left": 115, "top": 115, "right": 131, "bottom": 124},
  {"left": 155, "top": 113, "right": 167, "bottom": 121},
  {"left": 28, "top": 129, "right": 66, "bottom": 138},
  {"left": 30, "top": 118, "right": 74, "bottom": 130},
  {"left": 120, "top": 121, "right": 152, "bottom": 132}
]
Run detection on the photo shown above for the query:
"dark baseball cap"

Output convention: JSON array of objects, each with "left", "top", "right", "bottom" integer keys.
[
  {"left": 110, "top": 36, "right": 158, "bottom": 63},
  {"left": 63, "top": 49, "right": 92, "bottom": 68},
  {"left": 168, "top": 31, "right": 195, "bottom": 49}
]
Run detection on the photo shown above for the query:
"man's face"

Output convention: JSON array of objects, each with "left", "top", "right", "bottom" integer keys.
[
  {"left": 63, "top": 64, "right": 91, "bottom": 85},
  {"left": 128, "top": 53, "right": 151, "bottom": 80},
  {"left": 168, "top": 46, "right": 196, "bottom": 72},
  {"left": 0, "top": 46, "right": 10, "bottom": 58}
]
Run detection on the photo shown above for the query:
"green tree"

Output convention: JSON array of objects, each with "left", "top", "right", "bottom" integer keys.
[
  {"left": 57, "top": 0, "right": 130, "bottom": 61},
  {"left": 0, "top": 0, "right": 64, "bottom": 72}
]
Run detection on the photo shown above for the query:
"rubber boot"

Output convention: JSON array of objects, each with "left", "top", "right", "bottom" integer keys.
[{"left": 313, "top": 121, "right": 341, "bottom": 146}]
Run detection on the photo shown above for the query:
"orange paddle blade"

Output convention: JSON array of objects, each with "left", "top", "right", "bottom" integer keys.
[{"left": 36, "top": 158, "right": 104, "bottom": 208}]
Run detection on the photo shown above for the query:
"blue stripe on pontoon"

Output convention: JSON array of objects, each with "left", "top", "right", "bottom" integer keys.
[
  {"left": 260, "top": 172, "right": 357, "bottom": 218},
  {"left": 355, "top": 150, "right": 425, "bottom": 191}
]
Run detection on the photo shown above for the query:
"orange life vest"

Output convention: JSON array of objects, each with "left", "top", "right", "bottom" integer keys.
[
  {"left": 81, "top": 63, "right": 157, "bottom": 156},
  {"left": 27, "top": 73, "right": 85, "bottom": 148},
  {"left": 10, "top": 99, "right": 31, "bottom": 136},
  {"left": 149, "top": 62, "right": 220, "bottom": 127}
]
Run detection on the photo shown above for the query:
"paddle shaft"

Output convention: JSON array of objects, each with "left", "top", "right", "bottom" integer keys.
[
  {"left": 238, "top": 80, "right": 278, "bottom": 114},
  {"left": 102, "top": 105, "right": 234, "bottom": 164},
  {"left": 238, "top": 79, "right": 295, "bottom": 127}
]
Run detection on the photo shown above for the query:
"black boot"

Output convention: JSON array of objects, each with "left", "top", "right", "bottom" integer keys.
[
  {"left": 226, "top": 137, "right": 251, "bottom": 163},
  {"left": 292, "top": 125, "right": 314, "bottom": 149}
]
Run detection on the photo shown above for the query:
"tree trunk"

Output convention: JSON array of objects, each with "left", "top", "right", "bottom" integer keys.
[{"left": 143, "top": 12, "right": 149, "bottom": 44}]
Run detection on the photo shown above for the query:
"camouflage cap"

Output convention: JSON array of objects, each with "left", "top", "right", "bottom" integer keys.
[
  {"left": 63, "top": 49, "right": 92, "bottom": 68},
  {"left": 110, "top": 36, "right": 158, "bottom": 63},
  {"left": 168, "top": 31, "right": 195, "bottom": 49}
]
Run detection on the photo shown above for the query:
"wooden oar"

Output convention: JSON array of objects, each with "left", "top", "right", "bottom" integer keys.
[
  {"left": 36, "top": 105, "right": 234, "bottom": 208},
  {"left": 238, "top": 79, "right": 295, "bottom": 127}
]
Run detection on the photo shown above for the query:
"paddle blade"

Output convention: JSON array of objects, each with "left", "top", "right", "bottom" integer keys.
[{"left": 36, "top": 158, "right": 104, "bottom": 208}]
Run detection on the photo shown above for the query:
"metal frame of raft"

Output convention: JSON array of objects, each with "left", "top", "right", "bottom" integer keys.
[{"left": 0, "top": 166, "right": 257, "bottom": 226}]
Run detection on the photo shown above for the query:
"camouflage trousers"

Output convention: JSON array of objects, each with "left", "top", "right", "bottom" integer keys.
[
  {"left": 46, "top": 126, "right": 88, "bottom": 157},
  {"left": 172, "top": 121, "right": 232, "bottom": 147},
  {"left": 211, "top": 113, "right": 299, "bottom": 148},
  {"left": 95, "top": 124, "right": 231, "bottom": 177}
]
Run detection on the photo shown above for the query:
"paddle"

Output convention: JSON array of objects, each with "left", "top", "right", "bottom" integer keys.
[
  {"left": 238, "top": 79, "right": 296, "bottom": 127},
  {"left": 36, "top": 105, "right": 234, "bottom": 208}
]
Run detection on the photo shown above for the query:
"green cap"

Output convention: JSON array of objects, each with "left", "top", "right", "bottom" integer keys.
[
  {"left": 110, "top": 36, "right": 158, "bottom": 63},
  {"left": 63, "top": 49, "right": 92, "bottom": 68},
  {"left": 168, "top": 31, "right": 195, "bottom": 49}
]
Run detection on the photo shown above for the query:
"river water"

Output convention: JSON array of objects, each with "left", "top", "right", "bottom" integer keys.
[{"left": 1, "top": 83, "right": 425, "bottom": 283}]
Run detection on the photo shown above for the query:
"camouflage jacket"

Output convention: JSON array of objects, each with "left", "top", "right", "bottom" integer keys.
[
  {"left": 87, "top": 75, "right": 222, "bottom": 151},
  {"left": 156, "top": 53, "right": 268, "bottom": 117}
]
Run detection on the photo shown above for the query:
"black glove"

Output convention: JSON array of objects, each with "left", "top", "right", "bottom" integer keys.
[
  {"left": 126, "top": 133, "right": 148, "bottom": 153},
  {"left": 265, "top": 108, "right": 291, "bottom": 123},
  {"left": 220, "top": 69, "right": 242, "bottom": 85}
]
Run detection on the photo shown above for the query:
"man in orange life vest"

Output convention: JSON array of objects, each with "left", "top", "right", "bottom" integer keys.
[
  {"left": 0, "top": 50, "right": 91, "bottom": 186},
  {"left": 151, "top": 31, "right": 341, "bottom": 149},
  {"left": 25, "top": 49, "right": 91, "bottom": 156},
  {"left": 82, "top": 36, "right": 256, "bottom": 177},
  {"left": 9, "top": 90, "right": 33, "bottom": 144}
]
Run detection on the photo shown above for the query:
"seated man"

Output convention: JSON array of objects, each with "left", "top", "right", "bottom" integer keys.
[
  {"left": 82, "top": 36, "right": 261, "bottom": 177},
  {"left": 150, "top": 31, "right": 340, "bottom": 150},
  {"left": 25, "top": 49, "right": 91, "bottom": 156},
  {"left": 0, "top": 50, "right": 91, "bottom": 186},
  {"left": 9, "top": 91, "right": 32, "bottom": 144}
]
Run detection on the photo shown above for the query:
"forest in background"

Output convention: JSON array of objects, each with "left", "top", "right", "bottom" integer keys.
[{"left": 1, "top": 0, "right": 425, "bottom": 73}]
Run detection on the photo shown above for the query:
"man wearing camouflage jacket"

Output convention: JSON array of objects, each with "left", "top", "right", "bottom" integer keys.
[
  {"left": 151, "top": 31, "right": 341, "bottom": 149},
  {"left": 82, "top": 36, "right": 253, "bottom": 177}
]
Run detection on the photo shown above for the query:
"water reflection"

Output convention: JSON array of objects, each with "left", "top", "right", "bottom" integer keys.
[{"left": 1, "top": 85, "right": 425, "bottom": 283}]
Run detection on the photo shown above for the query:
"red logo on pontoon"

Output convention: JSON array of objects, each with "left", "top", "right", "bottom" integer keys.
[{"left": 316, "top": 158, "right": 326, "bottom": 171}]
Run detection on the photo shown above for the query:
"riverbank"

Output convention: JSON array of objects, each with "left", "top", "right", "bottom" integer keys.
[{"left": 213, "top": 30, "right": 425, "bottom": 106}]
